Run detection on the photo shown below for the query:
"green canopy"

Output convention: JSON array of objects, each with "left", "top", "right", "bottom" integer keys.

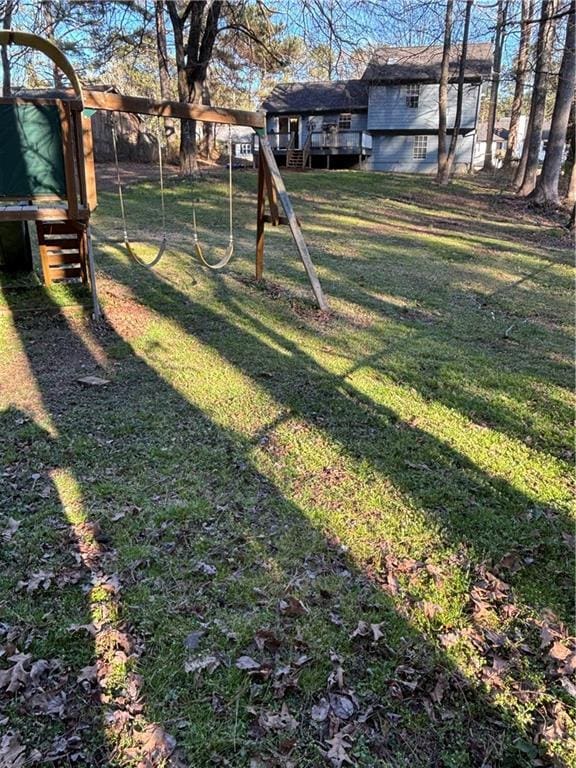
[{"left": 0, "top": 103, "right": 66, "bottom": 198}]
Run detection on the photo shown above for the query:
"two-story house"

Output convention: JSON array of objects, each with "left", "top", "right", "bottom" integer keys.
[{"left": 261, "top": 43, "right": 492, "bottom": 173}]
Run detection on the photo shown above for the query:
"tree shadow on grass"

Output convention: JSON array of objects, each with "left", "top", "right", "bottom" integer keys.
[
  {"left": 0, "top": 266, "right": 573, "bottom": 767},
  {"left": 92, "top": 250, "right": 576, "bottom": 761}
]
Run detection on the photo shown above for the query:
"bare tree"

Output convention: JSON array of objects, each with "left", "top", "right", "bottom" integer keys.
[
  {"left": 154, "top": 0, "right": 177, "bottom": 160},
  {"left": 514, "top": 0, "right": 558, "bottom": 193},
  {"left": 530, "top": 0, "right": 575, "bottom": 203},
  {"left": 439, "top": 0, "right": 474, "bottom": 184},
  {"left": 483, "top": 0, "right": 508, "bottom": 170},
  {"left": 1, "top": 0, "right": 15, "bottom": 97},
  {"left": 437, "top": 0, "right": 454, "bottom": 181},
  {"left": 503, "top": 0, "right": 535, "bottom": 167}
]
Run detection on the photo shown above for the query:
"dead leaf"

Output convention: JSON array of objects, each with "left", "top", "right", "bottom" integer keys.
[
  {"left": 77, "top": 664, "right": 98, "bottom": 683},
  {"left": 329, "top": 693, "right": 355, "bottom": 720},
  {"left": 0, "top": 732, "right": 26, "bottom": 768},
  {"left": 278, "top": 597, "right": 307, "bottom": 617},
  {"left": 0, "top": 653, "right": 31, "bottom": 693},
  {"left": 549, "top": 641, "right": 572, "bottom": 662},
  {"left": 539, "top": 623, "right": 558, "bottom": 649},
  {"left": 254, "top": 629, "right": 281, "bottom": 652},
  {"left": 259, "top": 703, "right": 298, "bottom": 732},
  {"left": 2, "top": 518, "right": 20, "bottom": 542},
  {"left": 29, "top": 659, "right": 49, "bottom": 684},
  {"left": 537, "top": 702, "right": 573, "bottom": 743},
  {"left": 481, "top": 657, "right": 508, "bottom": 689},
  {"left": 420, "top": 601, "right": 442, "bottom": 621},
  {"left": 350, "top": 621, "right": 370, "bottom": 640},
  {"left": 235, "top": 655, "right": 262, "bottom": 671},
  {"left": 328, "top": 653, "right": 345, "bottom": 690},
  {"left": 385, "top": 572, "right": 399, "bottom": 595},
  {"left": 184, "top": 654, "right": 221, "bottom": 675},
  {"left": 195, "top": 562, "right": 217, "bottom": 576},
  {"left": 184, "top": 631, "right": 205, "bottom": 651},
  {"left": 311, "top": 698, "right": 330, "bottom": 722},
  {"left": 430, "top": 673, "right": 447, "bottom": 705},
  {"left": 68, "top": 622, "right": 97, "bottom": 637},
  {"left": 17, "top": 571, "right": 53, "bottom": 593},
  {"left": 77, "top": 375, "right": 110, "bottom": 386},
  {"left": 28, "top": 690, "right": 67, "bottom": 717},
  {"left": 325, "top": 731, "right": 354, "bottom": 767}
]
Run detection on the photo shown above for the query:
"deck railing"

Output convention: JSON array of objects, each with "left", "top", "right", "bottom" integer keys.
[
  {"left": 309, "top": 130, "right": 373, "bottom": 151},
  {"left": 268, "top": 130, "right": 372, "bottom": 153}
]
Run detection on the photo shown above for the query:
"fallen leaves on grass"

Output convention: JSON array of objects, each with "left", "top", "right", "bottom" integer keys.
[
  {"left": 17, "top": 570, "right": 53, "bottom": 593},
  {"left": 278, "top": 596, "right": 308, "bottom": 617},
  {"left": 324, "top": 731, "right": 355, "bottom": 767},
  {"left": 349, "top": 621, "right": 383, "bottom": 644},
  {"left": 184, "top": 654, "right": 221, "bottom": 675},
  {"left": 258, "top": 703, "right": 298, "bottom": 732},
  {"left": 0, "top": 732, "right": 26, "bottom": 768},
  {"left": 1, "top": 518, "right": 20, "bottom": 542}
]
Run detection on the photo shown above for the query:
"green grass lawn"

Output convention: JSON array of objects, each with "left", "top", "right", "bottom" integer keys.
[{"left": 0, "top": 169, "right": 574, "bottom": 768}]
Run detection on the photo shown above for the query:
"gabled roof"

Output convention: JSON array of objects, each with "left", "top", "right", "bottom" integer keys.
[
  {"left": 261, "top": 79, "right": 368, "bottom": 115},
  {"left": 362, "top": 43, "right": 492, "bottom": 83}
]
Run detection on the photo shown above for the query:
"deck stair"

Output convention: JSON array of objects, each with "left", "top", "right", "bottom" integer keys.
[
  {"left": 287, "top": 148, "right": 305, "bottom": 168},
  {"left": 36, "top": 220, "right": 88, "bottom": 286}
]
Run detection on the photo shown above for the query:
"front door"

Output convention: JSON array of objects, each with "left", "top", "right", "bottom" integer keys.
[{"left": 289, "top": 117, "right": 299, "bottom": 149}]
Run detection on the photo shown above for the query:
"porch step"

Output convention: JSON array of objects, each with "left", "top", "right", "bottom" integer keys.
[
  {"left": 287, "top": 149, "right": 305, "bottom": 168},
  {"left": 36, "top": 220, "right": 88, "bottom": 286}
]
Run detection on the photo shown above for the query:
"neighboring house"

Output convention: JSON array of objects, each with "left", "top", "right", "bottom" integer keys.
[
  {"left": 473, "top": 116, "right": 529, "bottom": 168},
  {"left": 261, "top": 43, "right": 492, "bottom": 173}
]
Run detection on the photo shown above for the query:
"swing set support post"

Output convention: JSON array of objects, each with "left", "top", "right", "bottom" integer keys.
[
  {"left": 255, "top": 154, "right": 266, "bottom": 281},
  {"left": 256, "top": 135, "right": 328, "bottom": 312}
]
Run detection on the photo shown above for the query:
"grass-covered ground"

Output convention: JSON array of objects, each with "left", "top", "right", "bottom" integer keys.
[{"left": 0, "top": 168, "right": 574, "bottom": 768}]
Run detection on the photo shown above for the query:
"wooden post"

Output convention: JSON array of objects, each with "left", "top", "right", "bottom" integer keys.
[
  {"left": 81, "top": 115, "right": 97, "bottom": 210},
  {"left": 57, "top": 101, "right": 78, "bottom": 220},
  {"left": 258, "top": 136, "right": 328, "bottom": 311},
  {"left": 255, "top": 149, "right": 266, "bottom": 281},
  {"left": 263, "top": 160, "right": 279, "bottom": 225},
  {"left": 72, "top": 110, "right": 87, "bottom": 208}
]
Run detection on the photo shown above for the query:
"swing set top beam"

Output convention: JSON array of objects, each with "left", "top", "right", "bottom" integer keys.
[{"left": 82, "top": 91, "right": 266, "bottom": 129}]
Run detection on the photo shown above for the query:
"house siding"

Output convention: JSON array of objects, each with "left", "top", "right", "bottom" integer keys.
[
  {"left": 367, "top": 83, "right": 480, "bottom": 131},
  {"left": 366, "top": 133, "right": 475, "bottom": 173}
]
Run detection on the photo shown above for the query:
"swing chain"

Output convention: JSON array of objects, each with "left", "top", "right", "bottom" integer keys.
[
  {"left": 190, "top": 124, "right": 235, "bottom": 270},
  {"left": 111, "top": 114, "right": 168, "bottom": 268}
]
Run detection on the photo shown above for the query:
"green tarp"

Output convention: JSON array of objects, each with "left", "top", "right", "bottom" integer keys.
[{"left": 0, "top": 103, "right": 66, "bottom": 198}]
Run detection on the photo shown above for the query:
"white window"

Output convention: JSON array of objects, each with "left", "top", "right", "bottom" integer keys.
[
  {"left": 406, "top": 83, "right": 420, "bottom": 108},
  {"left": 413, "top": 135, "right": 428, "bottom": 159},
  {"left": 338, "top": 113, "right": 352, "bottom": 130}
]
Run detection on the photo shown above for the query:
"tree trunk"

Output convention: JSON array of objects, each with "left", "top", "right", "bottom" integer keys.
[
  {"left": 154, "top": 0, "right": 178, "bottom": 162},
  {"left": 503, "top": 0, "right": 534, "bottom": 167},
  {"left": 439, "top": 0, "right": 474, "bottom": 184},
  {"left": 166, "top": 0, "right": 223, "bottom": 170},
  {"left": 530, "top": 0, "right": 575, "bottom": 204},
  {"left": 41, "top": 1, "right": 63, "bottom": 88},
  {"left": 565, "top": 150, "right": 576, "bottom": 203},
  {"left": 1, "top": 0, "right": 14, "bottom": 97},
  {"left": 437, "top": 0, "right": 454, "bottom": 181},
  {"left": 483, "top": 0, "right": 508, "bottom": 170},
  {"left": 515, "top": 0, "right": 558, "bottom": 194}
]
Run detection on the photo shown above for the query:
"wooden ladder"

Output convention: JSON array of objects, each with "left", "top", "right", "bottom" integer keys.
[{"left": 36, "top": 220, "right": 88, "bottom": 286}]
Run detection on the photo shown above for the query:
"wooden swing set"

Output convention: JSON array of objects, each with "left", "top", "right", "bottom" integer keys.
[{"left": 0, "top": 31, "right": 328, "bottom": 312}]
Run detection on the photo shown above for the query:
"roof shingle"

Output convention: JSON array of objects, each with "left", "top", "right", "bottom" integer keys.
[
  {"left": 261, "top": 79, "right": 368, "bottom": 115},
  {"left": 362, "top": 43, "right": 492, "bottom": 83}
]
